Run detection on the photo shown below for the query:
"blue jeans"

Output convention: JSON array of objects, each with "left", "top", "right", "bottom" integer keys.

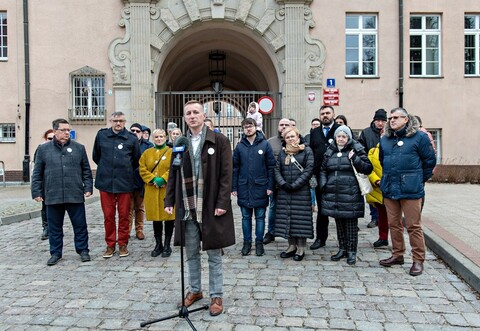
[
  {"left": 185, "top": 219, "right": 223, "bottom": 298},
  {"left": 240, "top": 207, "right": 266, "bottom": 243},
  {"left": 369, "top": 204, "right": 379, "bottom": 221},
  {"left": 310, "top": 188, "right": 316, "bottom": 206},
  {"left": 267, "top": 190, "right": 277, "bottom": 234},
  {"left": 47, "top": 203, "right": 89, "bottom": 257}
]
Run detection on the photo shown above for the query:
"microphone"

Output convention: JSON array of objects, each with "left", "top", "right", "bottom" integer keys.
[{"left": 172, "top": 136, "right": 190, "bottom": 169}]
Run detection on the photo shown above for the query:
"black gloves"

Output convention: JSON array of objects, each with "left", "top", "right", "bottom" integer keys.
[{"left": 282, "top": 183, "right": 293, "bottom": 191}]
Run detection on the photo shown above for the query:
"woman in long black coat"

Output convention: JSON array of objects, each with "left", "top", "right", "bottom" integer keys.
[
  {"left": 320, "top": 125, "right": 373, "bottom": 265},
  {"left": 274, "top": 127, "right": 314, "bottom": 261}
]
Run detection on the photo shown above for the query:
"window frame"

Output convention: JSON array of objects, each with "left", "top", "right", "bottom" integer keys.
[
  {"left": 0, "top": 123, "right": 16, "bottom": 142},
  {"left": 0, "top": 11, "right": 7, "bottom": 60},
  {"left": 69, "top": 66, "right": 106, "bottom": 121},
  {"left": 465, "top": 14, "right": 480, "bottom": 77},
  {"left": 409, "top": 14, "right": 442, "bottom": 77},
  {"left": 345, "top": 14, "right": 378, "bottom": 78}
]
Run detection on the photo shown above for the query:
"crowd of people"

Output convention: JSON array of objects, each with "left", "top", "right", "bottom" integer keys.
[{"left": 31, "top": 102, "right": 437, "bottom": 316}]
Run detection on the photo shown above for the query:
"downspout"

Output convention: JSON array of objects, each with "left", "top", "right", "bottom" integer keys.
[
  {"left": 22, "top": 0, "right": 31, "bottom": 182},
  {"left": 398, "top": 0, "right": 404, "bottom": 108}
]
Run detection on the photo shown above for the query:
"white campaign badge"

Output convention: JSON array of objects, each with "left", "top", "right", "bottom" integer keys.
[
  {"left": 397, "top": 141, "right": 404, "bottom": 146},
  {"left": 161, "top": 156, "right": 166, "bottom": 160},
  {"left": 118, "top": 144, "right": 123, "bottom": 149},
  {"left": 67, "top": 148, "right": 72, "bottom": 153},
  {"left": 337, "top": 152, "right": 342, "bottom": 157},
  {"left": 208, "top": 148, "right": 215, "bottom": 155},
  {"left": 258, "top": 149, "right": 264, "bottom": 155},
  {"left": 328, "top": 139, "right": 333, "bottom": 144}
]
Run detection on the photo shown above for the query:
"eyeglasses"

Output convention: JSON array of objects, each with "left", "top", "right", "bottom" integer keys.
[
  {"left": 111, "top": 119, "right": 126, "bottom": 123},
  {"left": 388, "top": 116, "right": 407, "bottom": 121},
  {"left": 243, "top": 125, "right": 255, "bottom": 130},
  {"left": 130, "top": 129, "right": 141, "bottom": 133},
  {"left": 56, "top": 129, "right": 71, "bottom": 133}
]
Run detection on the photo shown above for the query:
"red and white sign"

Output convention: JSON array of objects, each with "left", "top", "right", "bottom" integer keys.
[
  {"left": 323, "top": 88, "right": 340, "bottom": 106},
  {"left": 258, "top": 96, "right": 274, "bottom": 115}
]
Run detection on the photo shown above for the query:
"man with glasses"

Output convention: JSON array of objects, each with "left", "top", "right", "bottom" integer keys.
[
  {"left": 93, "top": 112, "right": 141, "bottom": 258},
  {"left": 379, "top": 108, "right": 436, "bottom": 276},
  {"left": 128, "top": 123, "right": 154, "bottom": 240},
  {"left": 263, "top": 118, "right": 291, "bottom": 245},
  {"left": 309, "top": 105, "right": 340, "bottom": 250},
  {"left": 31, "top": 118, "right": 93, "bottom": 266},
  {"left": 232, "top": 118, "right": 276, "bottom": 256}
]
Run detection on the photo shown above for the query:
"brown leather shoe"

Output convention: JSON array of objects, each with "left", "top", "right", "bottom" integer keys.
[
  {"left": 409, "top": 262, "right": 424, "bottom": 276},
  {"left": 177, "top": 291, "right": 203, "bottom": 308},
  {"left": 379, "top": 255, "right": 404, "bottom": 267},
  {"left": 136, "top": 231, "right": 145, "bottom": 240},
  {"left": 209, "top": 297, "right": 223, "bottom": 316}
]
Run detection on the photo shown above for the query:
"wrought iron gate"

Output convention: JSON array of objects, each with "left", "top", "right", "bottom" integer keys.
[{"left": 155, "top": 91, "right": 282, "bottom": 147}]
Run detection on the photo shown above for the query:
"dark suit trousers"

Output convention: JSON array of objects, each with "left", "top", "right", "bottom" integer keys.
[
  {"left": 314, "top": 186, "right": 329, "bottom": 242},
  {"left": 47, "top": 203, "right": 89, "bottom": 257}
]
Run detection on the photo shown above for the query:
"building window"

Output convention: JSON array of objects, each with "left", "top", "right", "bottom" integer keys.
[
  {"left": 465, "top": 15, "right": 480, "bottom": 76},
  {"left": 429, "top": 129, "right": 442, "bottom": 164},
  {"left": 69, "top": 66, "right": 106, "bottom": 120},
  {"left": 226, "top": 127, "right": 233, "bottom": 142},
  {"left": 0, "top": 12, "right": 7, "bottom": 60},
  {"left": 0, "top": 123, "right": 15, "bottom": 142},
  {"left": 345, "top": 14, "right": 378, "bottom": 77},
  {"left": 410, "top": 15, "right": 441, "bottom": 77},
  {"left": 225, "top": 103, "right": 233, "bottom": 118}
]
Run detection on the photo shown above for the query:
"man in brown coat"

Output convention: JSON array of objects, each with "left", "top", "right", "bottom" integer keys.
[{"left": 165, "top": 100, "right": 235, "bottom": 316}]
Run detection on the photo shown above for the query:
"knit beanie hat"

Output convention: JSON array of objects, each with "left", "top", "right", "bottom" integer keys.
[
  {"left": 334, "top": 125, "right": 352, "bottom": 140},
  {"left": 373, "top": 109, "right": 387, "bottom": 121},
  {"left": 130, "top": 123, "right": 142, "bottom": 131}
]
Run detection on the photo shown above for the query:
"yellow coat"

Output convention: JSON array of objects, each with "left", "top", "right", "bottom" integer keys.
[
  {"left": 139, "top": 146, "right": 175, "bottom": 221},
  {"left": 366, "top": 144, "right": 384, "bottom": 206}
]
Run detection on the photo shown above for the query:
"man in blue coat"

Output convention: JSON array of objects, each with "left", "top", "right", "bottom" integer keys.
[
  {"left": 379, "top": 108, "right": 436, "bottom": 276},
  {"left": 31, "top": 118, "right": 93, "bottom": 266},
  {"left": 93, "top": 112, "right": 141, "bottom": 258},
  {"left": 232, "top": 118, "right": 276, "bottom": 256}
]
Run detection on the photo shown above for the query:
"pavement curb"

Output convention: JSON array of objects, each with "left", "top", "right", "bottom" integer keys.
[
  {"left": 0, "top": 196, "right": 100, "bottom": 226},
  {"left": 424, "top": 227, "right": 480, "bottom": 294}
]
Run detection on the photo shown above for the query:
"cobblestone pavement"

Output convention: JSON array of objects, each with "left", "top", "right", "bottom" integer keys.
[{"left": 0, "top": 186, "right": 479, "bottom": 330}]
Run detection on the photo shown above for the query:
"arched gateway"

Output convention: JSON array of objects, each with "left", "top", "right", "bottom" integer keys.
[{"left": 108, "top": 0, "right": 325, "bottom": 135}]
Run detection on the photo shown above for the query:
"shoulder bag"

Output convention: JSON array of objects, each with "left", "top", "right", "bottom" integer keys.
[{"left": 350, "top": 159, "right": 373, "bottom": 195}]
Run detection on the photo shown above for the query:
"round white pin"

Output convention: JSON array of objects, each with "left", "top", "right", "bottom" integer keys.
[
  {"left": 397, "top": 141, "right": 404, "bottom": 146},
  {"left": 161, "top": 156, "right": 166, "bottom": 160},
  {"left": 258, "top": 150, "right": 264, "bottom": 155},
  {"left": 208, "top": 148, "right": 215, "bottom": 155},
  {"left": 337, "top": 152, "right": 342, "bottom": 157},
  {"left": 67, "top": 148, "right": 72, "bottom": 153},
  {"left": 118, "top": 144, "right": 123, "bottom": 149},
  {"left": 328, "top": 139, "right": 333, "bottom": 144}
]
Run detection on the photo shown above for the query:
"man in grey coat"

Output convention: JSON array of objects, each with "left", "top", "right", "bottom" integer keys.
[{"left": 31, "top": 118, "right": 93, "bottom": 266}]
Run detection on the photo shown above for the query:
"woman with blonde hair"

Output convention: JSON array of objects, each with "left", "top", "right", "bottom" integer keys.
[
  {"left": 139, "top": 129, "right": 175, "bottom": 257},
  {"left": 274, "top": 126, "right": 314, "bottom": 261}
]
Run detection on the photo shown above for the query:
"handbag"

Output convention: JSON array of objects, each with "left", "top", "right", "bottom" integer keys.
[
  {"left": 350, "top": 160, "right": 373, "bottom": 195},
  {"left": 290, "top": 155, "right": 317, "bottom": 188}
]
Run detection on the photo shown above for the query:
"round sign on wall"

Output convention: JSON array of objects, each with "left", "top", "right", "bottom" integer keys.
[{"left": 258, "top": 96, "right": 274, "bottom": 115}]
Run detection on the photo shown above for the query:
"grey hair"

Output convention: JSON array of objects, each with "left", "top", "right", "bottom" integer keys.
[
  {"left": 390, "top": 107, "right": 408, "bottom": 116},
  {"left": 111, "top": 111, "right": 125, "bottom": 117}
]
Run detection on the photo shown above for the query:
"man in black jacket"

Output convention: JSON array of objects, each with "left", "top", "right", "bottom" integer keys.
[
  {"left": 93, "top": 112, "right": 141, "bottom": 258},
  {"left": 31, "top": 118, "right": 93, "bottom": 266},
  {"left": 358, "top": 108, "right": 387, "bottom": 228},
  {"left": 308, "top": 105, "right": 340, "bottom": 250}
]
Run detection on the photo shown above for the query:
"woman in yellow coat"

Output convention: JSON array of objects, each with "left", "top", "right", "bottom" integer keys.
[
  {"left": 139, "top": 129, "right": 175, "bottom": 257},
  {"left": 366, "top": 142, "right": 390, "bottom": 248}
]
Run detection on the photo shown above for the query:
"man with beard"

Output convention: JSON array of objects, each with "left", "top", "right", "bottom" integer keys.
[
  {"left": 308, "top": 105, "right": 340, "bottom": 250},
  {"left": 263, "top": 118, "right": 291, "bottom": 245},
  {"left": 358, "top": 108, "right": 388, "bottom": 228}
]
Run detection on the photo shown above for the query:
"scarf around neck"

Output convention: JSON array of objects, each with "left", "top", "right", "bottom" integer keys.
[{"left": 284, "top": 143, "right": 305, "bottom": 165}]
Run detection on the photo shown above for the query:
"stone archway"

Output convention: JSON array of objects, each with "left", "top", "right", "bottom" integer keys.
[{"left": 108, "top": 0, "right": 326, "bottom": 131}]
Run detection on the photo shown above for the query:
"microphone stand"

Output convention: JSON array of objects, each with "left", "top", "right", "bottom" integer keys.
[{"left": 141, "top": 163, "right": 208, "bottom": 330}]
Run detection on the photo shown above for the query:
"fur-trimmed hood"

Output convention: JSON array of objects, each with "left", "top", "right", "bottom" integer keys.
[{"left": 384, "top": 114, "right": 419, "bottom": 138}]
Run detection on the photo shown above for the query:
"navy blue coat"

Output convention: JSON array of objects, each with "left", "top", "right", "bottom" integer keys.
[
  {"left": 380, "top": 115, "right": 436, "bottom": 200},
  {"left": 31, "top": 139, "right": 93, "bottom": 205},
  {"left": 92, "top": 127, "right": 141, "bottom": 193},
  {"left": 232, "top": 132, "right": 276, "bottom": 208},
  {"left": 133, "top": 138, "right": 154, "bottom": 191}
]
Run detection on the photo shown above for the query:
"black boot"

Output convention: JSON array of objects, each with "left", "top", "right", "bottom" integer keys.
[
  {"left": 330, "top": 249, "right": 347, "bottom": 261},
  {"left": 255, "top": 242, "right": 264, "bottom": 256},
  {"left": 41, "top": 227, "right": 49, "bottom": 241},
  {"left": 241, "top": 241, "right": 252, "bottom": 256},
  {"left": 161, "top": 235, "right": 172, "bottom": 257},
  {"left": 151, "top": 237, "right": 163, "bottom": 257},
  {"left": 347, "top": 252, "right": 357, "bottom": 265}
]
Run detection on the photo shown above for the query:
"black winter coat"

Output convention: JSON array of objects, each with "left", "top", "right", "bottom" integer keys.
[
  {"left": 92, "top": 128, "right": 141, "bottom": 193},
  {"left": 358, "top": 122, "right": 382, "bottom": 151},
  {"left": 273, "top": 146, "right": 314, "bottom": 239},
  {"left": 320, "top": 140, "right": 373, "bottom": 219},
  {"left": 309, "top": 123, "right": 341, "bottom": 177}
]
